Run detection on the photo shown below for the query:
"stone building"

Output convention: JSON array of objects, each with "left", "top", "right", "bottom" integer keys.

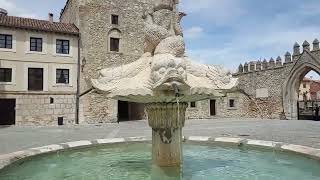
[
  {"left": 59, "top": 0, "right": 243, "bottom": 123},
  {"left": 299, "top": 78, "right": 313, "bottom": 101},
  {"left": 60, "top": 0, "right": 156, "bottom": 123},
  {"left": 2, "top": 0, "right": 320, "bottom": 125},
  {"left": 310, "top": 80, "right": 320, "bottom": 100},
  {"left": 234, "top": 39, "right": 320, "bottom": 120},
  {"left": 59, "top": 0, "right": 320, "bottom": 123},
  {"left": 299, "top": 77, "right": 320, "bottom": 101},
  {"left": 183, "top": 39, "right": 320, "bottom": 121},
  {"left": 0, "top": 9, "right": 79, "bottom": 125}
]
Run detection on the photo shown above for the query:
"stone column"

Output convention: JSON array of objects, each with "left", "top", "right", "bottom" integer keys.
[{"left": 146, "top": 102, "right": 188, "bottom": 167}]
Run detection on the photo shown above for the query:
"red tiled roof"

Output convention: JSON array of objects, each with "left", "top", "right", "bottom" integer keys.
[
  {"left": 0, "top": 14, "right": 79, "bottom": 35},
  {"left": 310, "top": 81, "right": 320, "bottom": 93}
]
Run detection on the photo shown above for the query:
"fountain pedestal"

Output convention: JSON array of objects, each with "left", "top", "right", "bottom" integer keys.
[{"left": 146, "top": 103, "right": 188, "bottom": 167}]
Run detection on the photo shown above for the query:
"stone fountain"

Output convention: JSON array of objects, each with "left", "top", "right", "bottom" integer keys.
[{"left": 92, "top": 0, "right": 237, "bottom": 168}]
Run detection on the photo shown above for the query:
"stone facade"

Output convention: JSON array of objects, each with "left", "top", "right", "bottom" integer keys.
[
  {"left": 235, "top": 63, "right": 293, "bottom": 119},
  {"left": 61, "top": 0, "right": 155, "bottom": 123},
  {"left": 186, "top": 92, "right": 248, "bottom": 119},
  {"left": 59, "top": 0, "right": 320, "bottom": 122},
  {"left": 5, "top": 0, "right": 320, "bottom": 125},
  {"left": 234, "top": 39, "right": 320, "bottom": 120},
  {"left": 0, "top": 23, "right": 79, "bottom": 125},
  {"left": 0, "top": 93, "right": 76, "bottom": 125}
]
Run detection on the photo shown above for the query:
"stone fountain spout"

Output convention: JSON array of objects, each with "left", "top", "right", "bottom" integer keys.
[
  {"left": 91, "top": 0, "right": 238, "bottom": 168},
  {"left": 172, "top": 83, "right": 180, "bottom": 97}
]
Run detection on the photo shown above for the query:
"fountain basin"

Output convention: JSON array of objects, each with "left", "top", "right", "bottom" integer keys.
[{"left": 0, "top": 137, "right": 320, "bottom": 180}]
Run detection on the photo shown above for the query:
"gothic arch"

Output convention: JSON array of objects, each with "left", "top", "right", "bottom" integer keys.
[{"left": 282, "top": 52, "right": 320, "bottom": 120}]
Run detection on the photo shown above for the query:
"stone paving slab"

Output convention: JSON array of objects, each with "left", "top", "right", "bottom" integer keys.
[{"left": 1, "top": 118, "right": 320, "bottom": 155}]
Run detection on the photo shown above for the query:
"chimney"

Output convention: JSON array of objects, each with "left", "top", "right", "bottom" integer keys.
[{"left": 49, "top": 13, "right": 54, "bottom": 23}]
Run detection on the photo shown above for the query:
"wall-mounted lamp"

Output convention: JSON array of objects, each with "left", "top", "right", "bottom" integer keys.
[{"left": 81, "top": 57, "right": 87, "bottom": 72}]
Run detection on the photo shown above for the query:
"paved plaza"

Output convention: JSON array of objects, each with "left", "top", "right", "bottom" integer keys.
[{"left": 1, "top": 118, "right": 320, "bottom": 155}]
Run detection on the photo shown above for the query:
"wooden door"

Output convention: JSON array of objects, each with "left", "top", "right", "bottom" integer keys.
[
  {"left": 210, "top": 100, "right": 216, "bottom": 116},
  {"left": 0, "top": 99, "right": 15, "bottom": 125}
]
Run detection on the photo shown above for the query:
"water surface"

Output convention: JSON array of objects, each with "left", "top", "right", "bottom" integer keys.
[{"left": 1, "top": 143, "right": 319, "bottom": 180}]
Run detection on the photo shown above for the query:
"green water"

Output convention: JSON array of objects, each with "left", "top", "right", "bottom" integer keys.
[{"left": 1, "top": 143, "right": 320, "bottom": 180}]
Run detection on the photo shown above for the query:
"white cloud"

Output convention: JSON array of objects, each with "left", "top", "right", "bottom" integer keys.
[
  {"left": 181, "top": 1, "right": 320, "bottom": 73},
  {"left": 186, "top": 25, "right": 320, "bottom": 72},
  {"left": 184, "top": 26, "right": 204, "bottom": 39},
  {"left": 186, "top": 47, "right": 248, "bottom": 73},
  {"left": 180, "top": 0, "right": 245, "bottom": 25},
  {"left": 0, "top": 0, "right": 38, "bottom": 18}
]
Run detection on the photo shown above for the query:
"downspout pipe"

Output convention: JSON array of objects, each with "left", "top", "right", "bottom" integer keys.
[{"left": 75, "top": 34, "right": 81, "bottom": 125}]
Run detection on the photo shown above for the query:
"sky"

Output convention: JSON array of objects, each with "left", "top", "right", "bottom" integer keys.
[{"left": 1, "top": 0, "right": 320, "bottom": 78}]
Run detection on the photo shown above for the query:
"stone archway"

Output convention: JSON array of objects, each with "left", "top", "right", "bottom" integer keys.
[{"left": 283, "top": 52, "right": 320, "bottom": 120}]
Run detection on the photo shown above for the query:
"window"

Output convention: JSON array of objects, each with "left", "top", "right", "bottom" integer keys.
[
  {"left": 303, "top": 83, "right": 306, "bottom": 88},
  {"left": 28, "top": 68, "right": 43, "bottom": 91},
  {"left": 0, "top": 68, "right": 12, "bottom": 82},
  {"left": 56, "top": 39, "right": 70, "bottom": 54},
  {"left": 111, "top": 15, "right": 119, "bottom": 25},
  {"left": 30, "top": 37, "right": 42, "bottom": 52},
  {"left": 50, "top": 97, "right": 54, "bottom": 104},
  {"left": 229, "top": 99, "right": 235, "bottom": 108},
  {"left": 0, "top": 34, "right": 12, "bottom": 49},
  {"left": 56, "top": 69, "right": 69, "bottom": 84},
  {"left": 190, "top": 102, "right": 196, "bottom": 108},
  {"left": 110, "top": 38, "right": 120, "bottom": 52}
]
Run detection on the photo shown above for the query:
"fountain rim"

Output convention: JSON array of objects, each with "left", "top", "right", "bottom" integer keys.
[{"left": 0, "top": 136, "right": 319, "bottom": 170}]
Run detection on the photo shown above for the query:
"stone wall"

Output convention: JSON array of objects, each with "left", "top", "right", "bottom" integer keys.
[
  {"left": 0, "top": 93, "right": 76, "bottom": 126},
  {"left": 232, "top": 39, "right": 320, "bottom": 119},
  {"left": 186, "top": 93, "right": 248, "bottom": 119},
  {"left": 61, "top": 0, "right": 155, "bottom": 123},
  {"left": 60, "top": 0, "right": 320, "bottom": 122},
  {"left": 60, "top": 0, "right": 79, "bottom": 26},
  {"left": 186, "top": 100, "right": 211, "bottom": 119},
  {"left": 235, "top": 63, "right": 293, "bottom": 118}
]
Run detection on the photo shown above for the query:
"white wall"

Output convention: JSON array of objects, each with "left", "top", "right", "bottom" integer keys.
[{"left": 0, "top": 28, "right": 78, "bottom": 93}]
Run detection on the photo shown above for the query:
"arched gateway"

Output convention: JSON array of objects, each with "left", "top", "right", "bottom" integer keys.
[{"left": 283, "top": 51, "right": 320, "bottom": 120}]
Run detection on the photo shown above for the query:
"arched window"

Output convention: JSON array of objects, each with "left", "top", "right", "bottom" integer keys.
[{"left": 108, "top": 28, "right": 121, "bottom": 52}]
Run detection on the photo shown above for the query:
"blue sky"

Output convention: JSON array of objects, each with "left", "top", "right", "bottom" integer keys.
[{"left": 1, "top": 0, "right": 320, "bottom": 78}]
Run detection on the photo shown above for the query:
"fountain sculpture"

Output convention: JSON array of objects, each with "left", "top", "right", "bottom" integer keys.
[{"left": 92, "top": 0, "right": 237, "bottom": 167}]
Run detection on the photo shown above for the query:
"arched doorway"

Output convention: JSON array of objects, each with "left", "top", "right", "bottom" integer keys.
[{"left": 283, "top": 52, "right": 320, "bottom": 120}]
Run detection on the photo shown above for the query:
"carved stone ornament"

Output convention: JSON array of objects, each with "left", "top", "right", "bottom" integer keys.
[{"left": 91, "top": 0, "right": 237, "bottom": 103}]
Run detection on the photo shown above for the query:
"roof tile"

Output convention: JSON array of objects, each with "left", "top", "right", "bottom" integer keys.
[{"left": 0, "top": 15, "right": 79, "bottom": 35}]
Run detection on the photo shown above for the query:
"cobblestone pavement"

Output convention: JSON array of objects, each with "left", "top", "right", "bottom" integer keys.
[{"left": 1, "top": 118, "right": 320, "bottom": 154}]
